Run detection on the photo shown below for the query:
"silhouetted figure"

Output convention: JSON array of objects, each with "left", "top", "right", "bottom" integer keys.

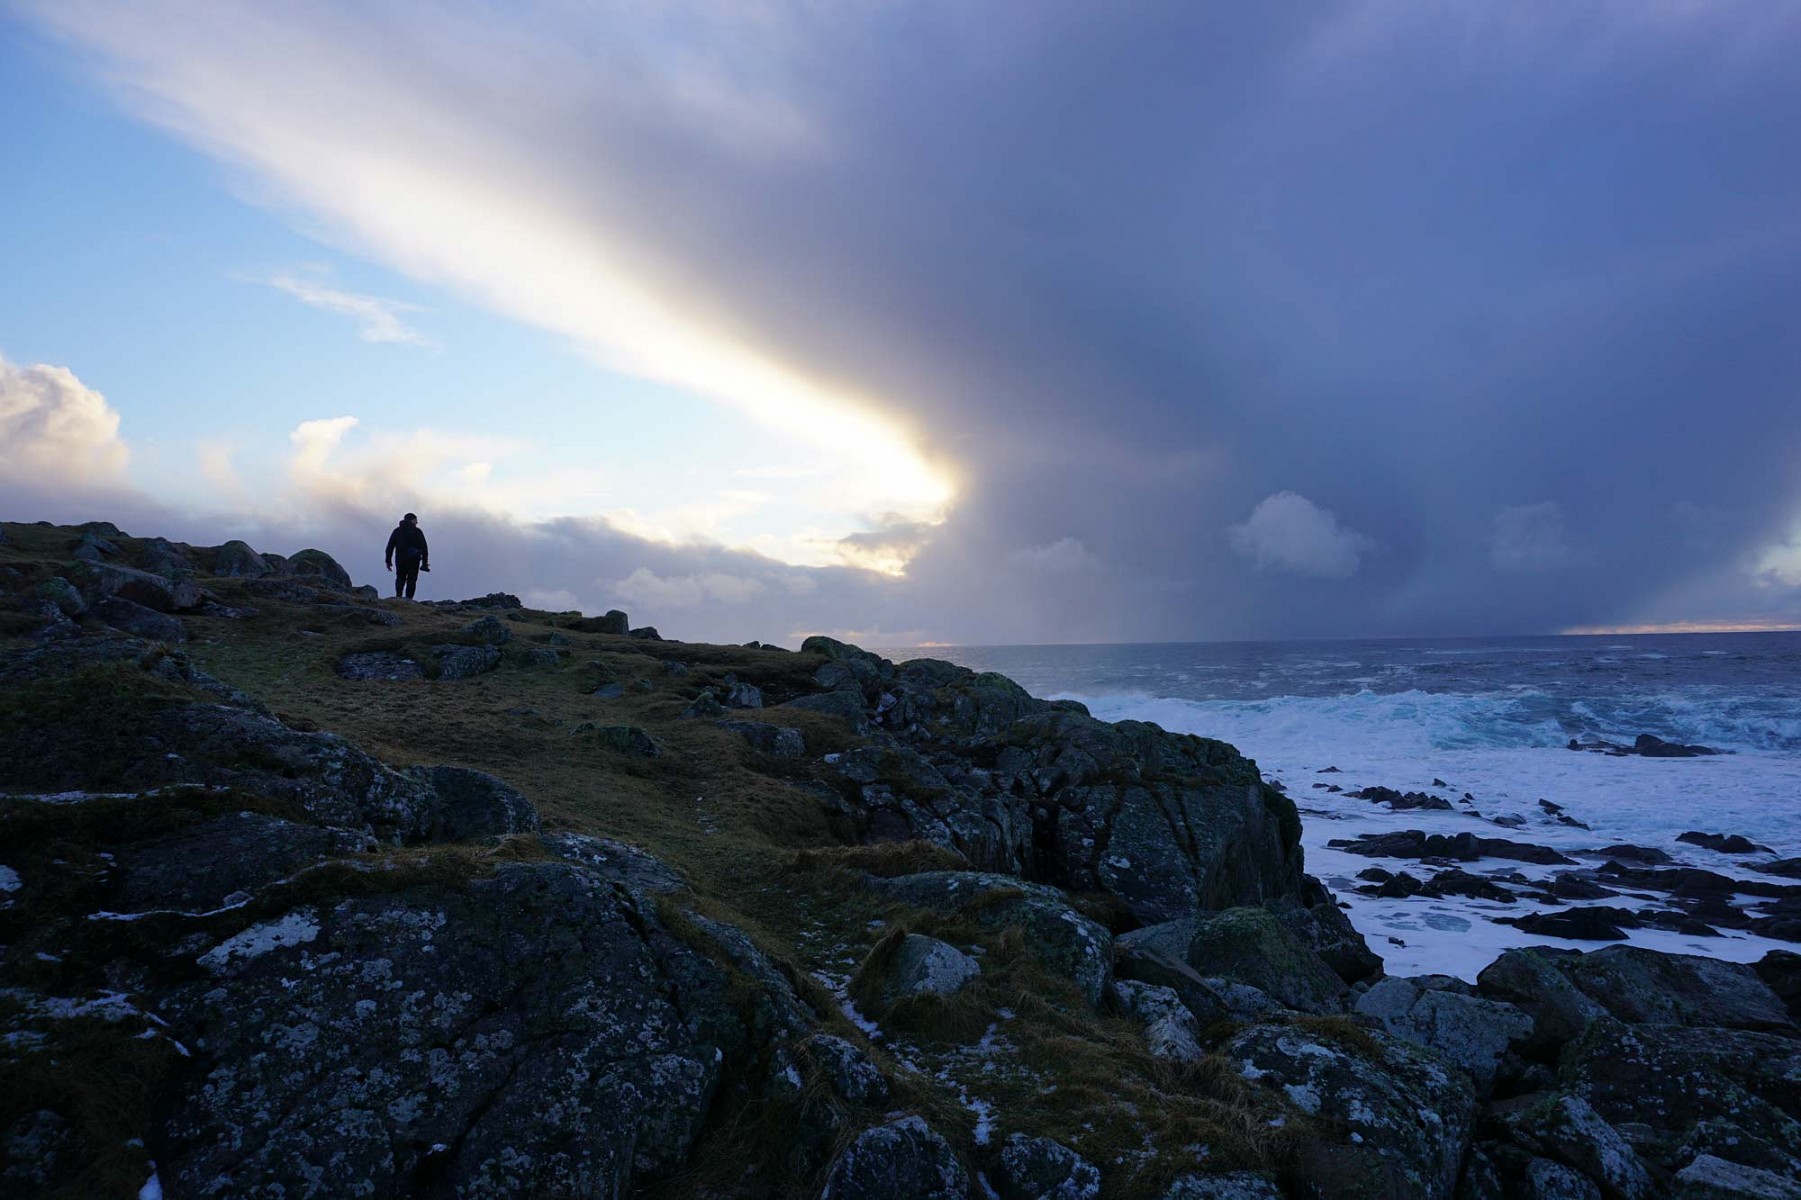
[{"left": 385, "top": 513, "right": 430, "bottom": 599}]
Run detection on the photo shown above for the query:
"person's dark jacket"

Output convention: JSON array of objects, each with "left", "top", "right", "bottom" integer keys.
[{"left": 385, "top": 523, "right": 429, "bottom": 567}]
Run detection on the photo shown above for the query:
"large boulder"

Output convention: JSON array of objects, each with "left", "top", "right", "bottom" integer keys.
[
  {"left": 288, "top": 547, "right": 353, "bottom": 591},
  {"left": 399, "top": 765, "right": 539, "bottom": 844},
  {"left": 1497, "top": 1093, "right": 1653, "bottom": 1200},
  {"left": 1226, "top": 1024, "right": 1477, "bottom": 1200},
  {"left": 1476, "top": 948, "right": 1609, "bottom": 1050},
  {"left": 1121, "top": 907, "right": 1347, "bottom": 1014},
  {"left": 459, "top": 614, "right": 513, "bottom": 645},
  {"left": 155, "top": 862, "right": 752, "bottom": 1198},
  {"left": 853, "top": 933, "right": 980, "bottom": 1009},
  {"left": 1355, "top": 977, "right": 1533, "bottom": 1089},
  {"left": 65, "top": 559, "right": 203, "bottom": 612},
  {"left": 820, "top": 1116, "right": 970, "bottom": 1200},
  {"left": 1114, "top": 980, "right": 1204, "bottom": 1063},
  {"left": 432, "top": 643, "right": 502, "bottom": 680},
  {"left": 1556, "top": 945, "right": 1795, "bottom": 1032},
  {"left": 209, "top": 539, "right": 270, "bottom": 578},
  {"left": 94, "top": 596, "right": 187, "bottom": 643}
]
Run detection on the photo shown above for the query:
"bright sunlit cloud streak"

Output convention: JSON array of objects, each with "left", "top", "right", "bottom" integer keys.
[{"left": 26, "top": 0, "right": 954, "bottom": 572}]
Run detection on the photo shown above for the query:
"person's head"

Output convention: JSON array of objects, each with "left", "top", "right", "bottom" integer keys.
[{"left": 402, "top": 512, "right": 417, "bottom": 526}]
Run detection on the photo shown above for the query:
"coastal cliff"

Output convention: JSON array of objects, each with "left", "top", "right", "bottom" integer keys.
[{"left": 2, "top": 520, "right": 1797, "bottom": 1199}]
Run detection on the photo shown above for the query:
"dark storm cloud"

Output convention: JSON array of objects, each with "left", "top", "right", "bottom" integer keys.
[{"left": 29, "top": 1, "right": 1801, "bottom": 639}]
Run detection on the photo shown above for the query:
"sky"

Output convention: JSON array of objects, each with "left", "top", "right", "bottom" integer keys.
[{"left": 3, "top": 1, "right": 1801, "bottom": 647}]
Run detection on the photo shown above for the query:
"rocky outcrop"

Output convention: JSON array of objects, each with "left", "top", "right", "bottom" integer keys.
[
  {"left": 821, "top": 1116, "right": 970, "bottom": 1200},
  {"left": 853, "top": 932, "right": 980, "bottom": 1009},
  {"left": 995, "top": 1134, "right": 1102, "bottom": 1200},
  {"left": 287, "top": 547, "right": 353, "bottom": 591}
]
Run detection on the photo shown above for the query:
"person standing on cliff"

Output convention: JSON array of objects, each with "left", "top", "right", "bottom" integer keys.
[{"left": 384, "top": 512, "right": 431, "bottom": 599}]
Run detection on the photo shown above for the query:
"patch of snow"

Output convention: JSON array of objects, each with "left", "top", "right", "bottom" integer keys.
[{"left": 138, "top": 1168, "right": 162, "bottom": 1200}]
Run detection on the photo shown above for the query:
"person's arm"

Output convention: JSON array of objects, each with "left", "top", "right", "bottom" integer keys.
[
  {"left": 385, "top": 529, "right": 398, "bottom": 569},
  {"left": 418, "top": 528, "right": 429, "bottom": 568}
]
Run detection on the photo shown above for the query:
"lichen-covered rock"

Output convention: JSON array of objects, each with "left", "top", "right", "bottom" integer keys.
[
  {"left": 1226, "top": 1024, "right": 1477, "bottom": 1200},
  {"left": 155, "top": 862, "right": 750, "bottom": 1198},
  {"left": 94, "top": 596, "right": 187, "bottom": 643},
  {"left": 1524, "top": 1158, "right": 1603, "bottom": 1200},
  {"left": 1671, "top": 1154, "right": 1801, "bottom": 1199},
  {"left": 1499, "top": 1094, "right": 1652, "bottom": 1200},
  {"left": 724, "top": 680, "right": 764, "bottom": 708},
  {"left": 111, "top": 811, "right": 375, "bottom": 912},
  {"left": 1114, "top": 979, "right": 1203, "bottom": 1063},
  {"left": 1355, "top": 977, "right": 1533, "bottom": 1088},
  {"left": 1160, "top": 1175, "right": 1284, "bottom": 1199},
  {"left": 287, "top": 547, "right": 353, "bottom": 590},
  {"left": 543, "top": 834, "right": 687, "bottom": 894},
  {"left": 856, "top": 933, "right": 980, "bottom": 1008},
  {"left": 1266, "top": 878, "right": 1384, "bottom": 984},
  {"left": 432, "top": 643, "right": 502, "bottom": 679},
  {"left": 336, "top": 650, "right": 425, "bottom": 681},
  {"left": 716, "top": 719, "right": 806, "bottom": 758},
  {"left": 820, "top": 1116, "right": 970, "bottom": 1200},
  {"left": 870, "top": 871, "right": 1111, "bottom": 1005},
  {"left": 805, "top": 1033, "right": 890, "bottom": 1105},
  {"left": 460, "top": 614, "right": 513, "bottom": 645},
  {"left": 398, "top": 765, "right": 539, "bottom": 843},
  {"left": 595, "top": 609, "right": 631, "bottom": 634},
  {"left": 1559, "top": 1021, "right": 1801, "bottom": 1178},
  {"left": 995, "top": 1133, "right": 1101, "bottom": 1200}
]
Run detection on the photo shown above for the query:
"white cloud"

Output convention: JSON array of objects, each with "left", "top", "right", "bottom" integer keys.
[
  {"left": 612, "top": 567, "right": 765, "bottom": 609},
  {"left": 1490, "top": 502, "right": 1576, "bottom": 572},
  {"left": 0, "top": 355, "right": 130, "bottom": 484},
  {"left": 1228, "top": 491, "right": 1374, "bottom": 579},
  {"left": 266, "top": 272, "right": 432, "bottom": 346},
  {"left": 1752, "top": 528, "right": 1801, "bottom": 587},
  {"left": 1008, "top": 537, "right": 1102, "bottom": 574},
  {"left": 522, "top": 586, "right": 581, "bottom": 611}
]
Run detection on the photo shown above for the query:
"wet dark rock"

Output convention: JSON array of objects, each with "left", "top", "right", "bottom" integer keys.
[
  {"left": 1267, "top": 877, "right": 1384, "bottom": 983},
  {"left": 1501, "top": 908, "right": 1635, "bottom": 941},
  {"left": 94, "top": 596, "right": 186, "bottom": 642},
  {"left": 336, "top": 650, "right": 424, "bottom": 681},
  {"left": 1476, "top": 949, "right": 1608, "bottom": 1050},
  {"left": 111, "top": 811, "right": 375, "bottom": 912},
  {"left": 1354, "top": 786, "right": 1454, "bottom": 811},
  {"left": 994, "top": 1134, "right": 1101, "bottom": 1200},
  {"left": 820, "top": 1116, "right": 970, "bottom": 1200},
  {"left": 1422, "top": 869, "right": 1518, "bottom": 903},
  {"left": 628, "top": 625, "right": 663, "bottom": 640},
  {"left": 1589, "top": 844, "right": 1674, "bottom": 865},
  {"left": 1329, "top": 829, "right": 1575, "bottom": 866},
  {"left": 715, "top": 719, "right": 806, "bottom": 758},
  {"left": 1678, "top": 830, "right": 1774, "bottom": 855},
  {"left": 1376, "top": 870, "right": 1425, "bottom": 898},
  {"left": 431, "top": 643, "right": 501, "bottom": 680},
  {"left": 1633, "top": 734, "right": 1721, "bottom": 757},
  {"left": 1550, "top": 874, "right": 1617, "bottom": 901},
  {"left": 1595, "top": 861, "right": 1800, "bottom": 901},
  {"left": 156, "top": 861, "right": 753, "bottom": 1199},
  {"left": 1227, "top": 1024, "right": 1477, "bottom": 1200}
]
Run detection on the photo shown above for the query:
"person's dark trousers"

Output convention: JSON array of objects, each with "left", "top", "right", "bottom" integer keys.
[{"left": 395, "top": 556, "right": 421, "bottom": 599}]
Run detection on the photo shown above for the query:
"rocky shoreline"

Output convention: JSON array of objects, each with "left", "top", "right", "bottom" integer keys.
[{"left": 2, "top": 520, "right": 1798, "bottom": 1199}]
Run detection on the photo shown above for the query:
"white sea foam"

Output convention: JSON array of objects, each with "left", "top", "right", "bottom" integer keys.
[{"left": 1064, "top": 688, "right": 1801, "bottom": 979}]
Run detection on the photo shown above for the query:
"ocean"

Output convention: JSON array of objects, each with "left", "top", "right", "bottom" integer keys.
[{"left": 887, "top": 632, "right": 1801, "bottom": 979}]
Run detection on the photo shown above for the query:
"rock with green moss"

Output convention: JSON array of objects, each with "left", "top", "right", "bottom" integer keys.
[
  {"left": 870, "top": 871, "right": 1112, "bottom": 1005},
  {"left": 30, "top": 577, "right": 85, "bottom": 617},
  {"left": 820, "top": 1115, "right": 970, "bottom": 1200},
  {"left": 1496, "top": 1093, "right": 1651, "bottom": 1200},
  {"left": 855, "top": 932, "right": 979, "bottom": 1009},
  {"left": 1227, "top": 1023, "right": 1477, "bottom": 1200},
  {"left": 155, "top": 861, "right": 753, "bottom": 1198},
  {"left": 1475, "top": 948, "right": 1608, "bottom": 1050},
  {"left": 1556, "top": 945, "right": 1794, "bottom": 1031},
  {"left": 592, "top": 724, "right": 661, "bottom": 757},
  {"left": 1123, "top": 907, "right": 1347, "bottom": 1014}
]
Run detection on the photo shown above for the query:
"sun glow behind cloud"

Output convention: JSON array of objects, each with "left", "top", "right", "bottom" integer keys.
[{"left": 31, "top": 0, "right": 955, "bottom": 573}]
